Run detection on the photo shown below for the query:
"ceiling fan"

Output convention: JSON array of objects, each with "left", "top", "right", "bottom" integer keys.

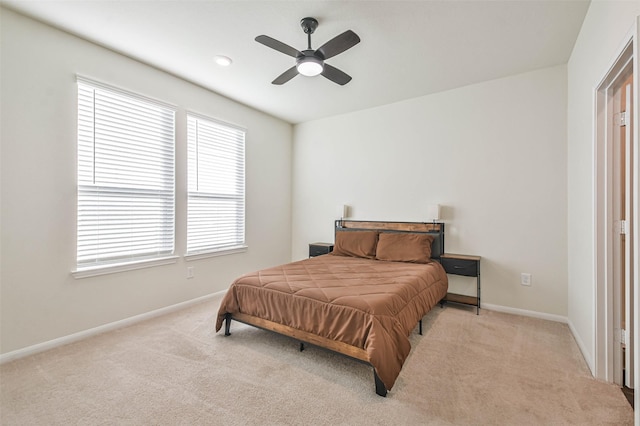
[{"left": 255, "top": 17, "right": 360, "bottom": 86}]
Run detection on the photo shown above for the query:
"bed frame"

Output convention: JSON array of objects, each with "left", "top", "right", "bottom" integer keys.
[{"left": 223, "top": 220, "right": 445, "bottom": 397}]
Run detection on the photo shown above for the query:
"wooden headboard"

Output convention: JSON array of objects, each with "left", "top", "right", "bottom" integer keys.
[{"left": 335, "top": 220, "right": 445, "bottom": 259}]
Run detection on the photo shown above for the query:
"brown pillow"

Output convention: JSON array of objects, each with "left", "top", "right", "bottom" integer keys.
[
  {"left": 332, "top": 230, "right": 378, "bottom": 259},
  {"left": 375, "top": 232, "right": 435, "bottom": 263}
]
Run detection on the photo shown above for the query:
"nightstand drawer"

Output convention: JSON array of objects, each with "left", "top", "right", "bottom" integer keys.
[
  {"left": 441, "top": 258, "right": 478, "bottom": 277},
  {"left": 309, "top": 243, "right": 334, "bottom": 257}
]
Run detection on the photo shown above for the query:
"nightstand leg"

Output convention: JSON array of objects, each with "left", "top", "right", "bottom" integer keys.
[{"left": 476, "top": 273, "right": 481, "bottom": 315}]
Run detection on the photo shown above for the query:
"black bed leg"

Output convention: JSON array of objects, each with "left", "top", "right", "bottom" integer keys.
[
  {"left": 224, "top": 313, "right": 232, "bottom": 336},
  {"left": 419, "top": 319, "right": 423, "bottom": 336},
  {"left": 374, "top": 370, "right": 387, "bottom": 397},
  {"left": 299, "top": 342, "right": 305, "bottom": 352}
]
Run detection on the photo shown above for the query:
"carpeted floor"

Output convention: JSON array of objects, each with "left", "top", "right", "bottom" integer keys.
[{"left": 0, "top": 294, "right": 634, "bottom": 425}]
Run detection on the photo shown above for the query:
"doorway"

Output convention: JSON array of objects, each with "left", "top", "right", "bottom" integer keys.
[
  {"left": 593, "top": 34, "right": 636, "bottom": 402},
  {"left": 613, "top": 70, "right": 634, "bottom": 391}
]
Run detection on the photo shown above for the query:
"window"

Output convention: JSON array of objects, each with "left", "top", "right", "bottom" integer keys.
[
  {"left": 187, "top": 114, "right": 245, "bottom": 255},
  {"left": 76, "top": 78, "right": 175, "bottom": 271}
]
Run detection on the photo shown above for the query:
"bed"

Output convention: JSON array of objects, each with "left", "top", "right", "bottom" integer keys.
[{"left": 215, "top": 220, "right": 448, "bottom": 396}]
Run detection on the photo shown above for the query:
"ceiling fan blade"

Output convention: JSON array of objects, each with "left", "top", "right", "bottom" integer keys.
[
  {"left": 272, "top": 66, "right": 299, "bottom": 85},
  {"left": 316, "top": 30, "right": 360, "bottom": 60},
  {"left": 255, "top": 35, "right": 302, "bottom": 58},
  {"left": 321, "top": 63, "right": 352, "bottom": 85}
]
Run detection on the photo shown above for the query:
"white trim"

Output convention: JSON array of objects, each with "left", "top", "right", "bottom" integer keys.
[
  {"left": 592, "top": 22, "right": 637, "bottom": 386},
  {"left": 184, "top": 246, "right": 248, "bottom": 261},
  {"left": 632, "top": 16, "right": 639, "bottom": 422},
  {"left": 481, "top": 303, "right": 567, "bottom": 323},
  {"left": 482, "top": 303, "right": 600, "bottom": 371},
  {"left": 72, "top": 255, "right": 180, "bottom": 278},
  {"left": 568, "top": 318, "right": 595, "bottom": 374},
  {"left": 0, "top": 291, "right": 225, "bottom": 364},
  {"left": 186, "top": 110, "right": 247, "bottom": 132},
  {"left": 76, "top": 75, "right": 177, "bottom": 110}
]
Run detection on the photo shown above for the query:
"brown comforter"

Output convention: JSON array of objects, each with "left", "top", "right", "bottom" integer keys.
[{"left": 215, "top": 254, "right": 448, "bottom": 391}]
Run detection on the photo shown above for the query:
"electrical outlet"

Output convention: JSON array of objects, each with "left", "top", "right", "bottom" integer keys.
[
  {"left": 521, "top": 273, "right": 531, "bottom": 286},
  {"left": 187, "top": 266, "right": 194, "bottom": 279}
]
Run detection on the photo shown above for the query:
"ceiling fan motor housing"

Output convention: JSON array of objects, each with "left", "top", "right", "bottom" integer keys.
[{"left": 300, "top": 17, "right": 318, "bottom": 34}]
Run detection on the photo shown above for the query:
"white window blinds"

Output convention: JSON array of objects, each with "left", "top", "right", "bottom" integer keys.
[
  {"left": 187, "top": 114, "right": 245, "bottom": 255},
  {"left": 77, "top": 78, "right": 175, "bottom": 268}
]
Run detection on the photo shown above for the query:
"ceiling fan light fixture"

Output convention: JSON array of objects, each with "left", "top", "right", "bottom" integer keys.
[{"left": 296, "top": 56, "right": 323, "bottom": 76}]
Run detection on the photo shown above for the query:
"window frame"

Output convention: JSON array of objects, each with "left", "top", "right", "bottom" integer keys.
[
  {"left": 185, "top": 112, "right": 247, "bottom": 259},
  {"left": 73, "top": 77, "right": 177, "bottom": 277}
]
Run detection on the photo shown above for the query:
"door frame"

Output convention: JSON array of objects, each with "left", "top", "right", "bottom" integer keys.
[
  {"left": 593, "top": 17, "right": 639, "bottom": 419},
  {"left": 634, "top": 19, "right": 640, "bottom": 420},
  {"left": 593, "top": 17, "right": 640, "bottom": 396}
]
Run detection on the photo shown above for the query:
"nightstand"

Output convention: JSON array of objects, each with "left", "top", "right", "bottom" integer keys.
[
  {"left": 309, "top": 242, "right": 334, "bottom": 257},
  {"left": 440, "top": 253, "right": 481, "bottom": 315}
]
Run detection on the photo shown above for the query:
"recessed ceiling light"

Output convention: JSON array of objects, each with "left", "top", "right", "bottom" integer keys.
[{"left": 214, "top": 55, "right": 232, "bottom": 67}]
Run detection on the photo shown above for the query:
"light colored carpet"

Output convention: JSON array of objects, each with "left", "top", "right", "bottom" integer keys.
[{"left": 0, "top": 294, "right": 633, "bottom": 425}]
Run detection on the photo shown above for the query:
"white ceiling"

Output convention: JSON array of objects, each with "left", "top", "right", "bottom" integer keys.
[{"left": 2, "top": 0, "right": 590, "bottom": 124}]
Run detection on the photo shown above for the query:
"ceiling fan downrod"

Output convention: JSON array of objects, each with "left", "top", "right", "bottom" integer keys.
[{"left": 300, "top": 17, "right": 318, "bottom": 50}]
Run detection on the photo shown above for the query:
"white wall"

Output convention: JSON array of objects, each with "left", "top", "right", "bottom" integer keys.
[
  {"left": 292, "top": 65, "right": 568, "bottom": 317},
  {"left": 567, "top": 1, "right": 640, "bottom": 373},
  {"left": 0, "top": 9, "right": 292, "bottom": 355}
]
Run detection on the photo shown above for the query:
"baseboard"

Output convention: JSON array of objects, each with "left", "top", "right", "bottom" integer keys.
[
  {"left": 0, "top": 291, "right": 225, "bottom": 365},
  {"left": 481, "top": 303, "right": 568, "bottom": 323},
  {"left": 567, "top": 318, "right": 595, "bottom": 375},
  {"left": 482, "top": 303, "right": 595, "bottom": 373},
  {"left": 2, "top": 295, "right": 593, "bottom": 372}
]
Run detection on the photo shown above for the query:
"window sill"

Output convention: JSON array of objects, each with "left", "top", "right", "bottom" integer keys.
[
  {"left": 72, "top": 255, "right": 179, "bottom": 279},
  {"left": 185, "top": 246, "right": 248, "bottom": 261}
]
